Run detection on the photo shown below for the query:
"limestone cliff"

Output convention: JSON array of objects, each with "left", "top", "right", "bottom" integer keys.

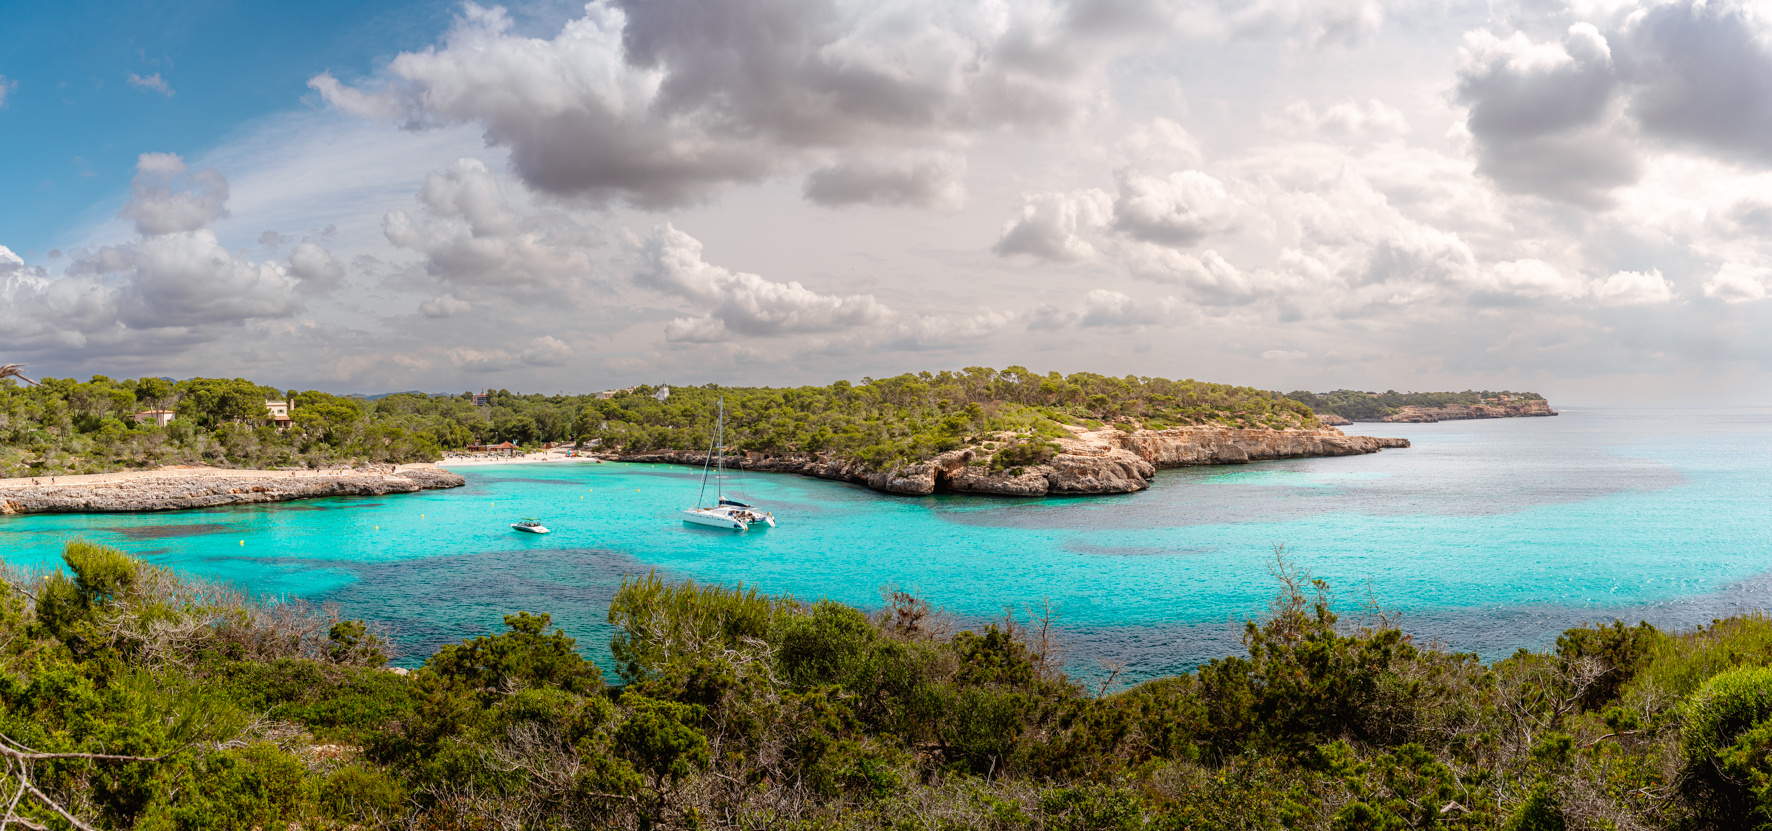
[
  {"left": 0, "top": 468, "right": 465, "bottom": 515},
  {"left": 605, "top": 425, "right": 1408, "bottom": 498},
  {"left": 1372, "top": 400, "right": 1557, "bottom": 422}
]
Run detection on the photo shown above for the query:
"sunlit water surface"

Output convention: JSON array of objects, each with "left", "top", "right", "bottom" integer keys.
[{"left": 6, "top": 407, "right": 1772, "bottom": 682}]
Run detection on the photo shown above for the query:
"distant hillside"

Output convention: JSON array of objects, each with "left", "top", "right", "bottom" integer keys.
[
  {"left": 0, "top": 368, "right": 1318, "bottom": 478},
  {"left": 1286, "top": 389, "right": 1550, "bottom": 422}
]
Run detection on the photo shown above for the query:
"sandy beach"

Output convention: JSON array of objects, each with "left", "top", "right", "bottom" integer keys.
[{"left": 437, "top": 448, "right": 606, "bottom": 468}]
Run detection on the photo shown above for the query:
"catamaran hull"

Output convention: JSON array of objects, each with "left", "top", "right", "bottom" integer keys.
[{"left": 682, "top": 509, "right": 748, "bottom": 530}]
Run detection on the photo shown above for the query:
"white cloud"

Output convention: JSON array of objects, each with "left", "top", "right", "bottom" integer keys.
[
  {"left": 119, "top": 153, "right": 230, "bottom": 235},
  {"left": 382, "top": 158, "right": 598, "bottom": 291},
  {"left": 0, "top": 155, "right": 346, "bottom": 354},
  {"left": 1111, "top": 170, "right": 1240, "bottom": 246},
  {"left": 802, "top": 154, "right": 966, "bottom": 209},
  {"left": 1274, "top": 99, "right": 1410, "bottom": 140},
  {"left": 994, "top": 189, "right": 1113, "bottom": 261},
  {"left": 0, "top": 76, "right": 14, "bottom": 108},
  {"left": 419, "top": 294, "right": 471, "bottom": 318},
  {"left": 522, "top": 335, "right": 574, "bottom": 365},
  {"left": 1704, "top": 262, "right": 1772, "bottom": 303},
  {"left": 1594, "top": 269, "right": 1675, "bottom": 306},
  {"left": 309, "top": 0, "right": 1352, "bottom": 210},
  {"left": 1261, "top": 349, "right": 1307, "bottom": 359},
  {"left": 127, "top": 72, "right": 173, "bottom": 96},
  {"left": 636, "top": 223, "right": 892, "bottom": 340}
]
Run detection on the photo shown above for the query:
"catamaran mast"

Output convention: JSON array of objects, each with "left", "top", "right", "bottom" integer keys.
[{"left": 714, "top": 398, "right": 725, "bottom": 502}]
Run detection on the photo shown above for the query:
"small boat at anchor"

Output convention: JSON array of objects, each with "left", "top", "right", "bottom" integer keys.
[
  {"left": 511, "top": 518, "right": 550, "bottom": 534},
  {"left": 681, "top": 398, "right": 776, "bottom": 531}
]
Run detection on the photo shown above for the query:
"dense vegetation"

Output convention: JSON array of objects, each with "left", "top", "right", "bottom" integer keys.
[
  {"left": 575, "top": 368, "right": 1318, "bottom": 471},
  {"left": 1284, "top": 390, "right": 1546, "bottom": 422},
  {"left": 0, "top": 368, "right": 1318, "bottom": 478},
  {"left": 7, "top": 540, "right": 1772, "bottom": 829}
]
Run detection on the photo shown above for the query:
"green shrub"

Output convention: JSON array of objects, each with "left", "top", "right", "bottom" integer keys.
[
  {"left": 424, "top": 611, "right": 603, "bottom": 697},
  {"left": 609, "top": 572, "right": 794, "bottom": 684},
  {"left": 137, "top": 743, "right": 312, "bottom": 831},
  {"left": 319, "top": 764, "right": 409, "bottom": 823},
  {"left": 1680, "top": 665, "right": 1772, "bottom": 823},
  {"left": 991, "top": 439, "right": 1060, "bottom": 471}
]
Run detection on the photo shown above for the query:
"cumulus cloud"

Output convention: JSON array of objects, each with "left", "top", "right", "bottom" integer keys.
[
  {"left": 994, "top": 189, "right": 1113, "bottom": 260},
  {"left": 1454, "top": 1, "right": 1772, "bottom": 205},
  {"left": 803, "top": 155, "right": 965, "bottom": 209},
  {"left": 420, "top": 294, "right": 471, "bottom": 318},
  {"left": 1456, "top": 23, "right": 1636, "bottom": 206},
  {"left": 1111, "top": 170, "right": 1240, "bottom": 246},
  {"left": 310, "top": 0, "right": 1356, "bottom": 210},
  {"left": 288, "top": 242, "right": 345, "bottom": 294},
  {"left": 1218, "top": 0, "right": 1391, "bottom": 46},
  {"left": 0, "top": 76, "right": 14, "bottom": 108},
  {"left": 382, "top": 158, "right": 598, "bottom": 290},
  {"left": 637, "top": 223, "right": 892, "bottom": 340},
  {"left": 1027, "top": 288, "right": 1181, "bottom": 330},
  {"left": 522, "top": 335, "right": 574, "bottom": 365},
  {"left": 1594, "top": 269, "right": 1675, "bottom": 306},
  {"left": 1274, "top": 99, "right": 1409, "bottom": 140},
  {"left": 1, "top": 155, "right": 345, "bottom": 354},
  {"left": 1704, "top": 262, "right": 1772, "bottom": 302},
  {"left": 127, "top": 72, "right": 173, "bottom": 96},
  {"left": 119, "top": 153, "right": 230, "bottom": 235}
]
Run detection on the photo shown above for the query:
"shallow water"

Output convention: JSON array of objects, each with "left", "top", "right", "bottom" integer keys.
[{"left": 5, "top": 407, "right": 1772, "bottom": 682}]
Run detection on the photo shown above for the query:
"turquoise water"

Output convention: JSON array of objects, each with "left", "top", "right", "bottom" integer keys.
[{"left": 5, "top": 407, "right": 1772, "bottom": 680}]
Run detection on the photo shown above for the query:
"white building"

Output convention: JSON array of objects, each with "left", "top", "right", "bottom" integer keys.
[
  {"left": 134, "top": 410, "right": 175, "bottom": 428},
  {"left": 265, "top": 400, "right": 293, "bottom": 429}
]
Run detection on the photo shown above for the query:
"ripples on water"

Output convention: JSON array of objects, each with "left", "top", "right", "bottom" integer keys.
[{"left": 3, "top": 407, "right": 1770, "bottom": 682}]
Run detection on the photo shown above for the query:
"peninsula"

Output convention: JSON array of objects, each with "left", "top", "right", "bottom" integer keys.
[
  {"left": 0, "top": 465, "right": 464, "bottom": 515},
  {"left": 581, "top": 369, "right": 1408, "bottom": 496},
  {"left": 1285, "top": 389, "right": 1557, "bottom": 423}
]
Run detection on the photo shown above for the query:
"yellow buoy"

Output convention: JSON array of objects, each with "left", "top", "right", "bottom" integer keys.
[{"left": 238, "top": 540, "right": 243, "bottom": 546}]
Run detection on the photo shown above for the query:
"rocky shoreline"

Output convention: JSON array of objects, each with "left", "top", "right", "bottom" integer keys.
[
  {"left": 1317, "top": 399, "right": 1558, "bottom": 424},
  {"left": 606, "top": 425, "right": 1410, "bottom": 497},
  {"left": 0, "top": 468, "right": 465, "bottom": 515}
]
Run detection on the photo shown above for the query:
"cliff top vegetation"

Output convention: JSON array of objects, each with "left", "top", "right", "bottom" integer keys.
[
  {"left": 0, "top": 368, "right": 1317, "bottom": 477},
  {"left": 3, "top": 539, "right": 1766, "bottom": 829},
  {"left": 1285, "top": 388, "right": 1546, "bottom": 421}
]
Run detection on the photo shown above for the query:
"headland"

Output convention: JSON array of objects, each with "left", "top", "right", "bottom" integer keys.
[
  {"left": 1288, "top": 389, "right": 1558, "bottom": 424},
  {"left": 0, "top": 464, "right": 465, "bottom": 515},
  {"left": 606, "top": 424, "right": 1409, "bottom": 497}
]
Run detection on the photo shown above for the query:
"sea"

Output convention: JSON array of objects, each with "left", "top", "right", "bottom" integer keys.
[{"left": 5, "top": 407, "right": 1772, "bottom": 684}]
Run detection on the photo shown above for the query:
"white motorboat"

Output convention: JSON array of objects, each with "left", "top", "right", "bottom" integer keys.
[
  {"left": 511, "top": 519, "right": 550, "bottom": 534},
  {"left": 682, "top": 399, "right": 776, "bottom": 531}
]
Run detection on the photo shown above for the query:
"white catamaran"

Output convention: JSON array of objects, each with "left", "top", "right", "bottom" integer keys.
[{"left": 681, "top": 398, "right": 776, "bottom": 531}]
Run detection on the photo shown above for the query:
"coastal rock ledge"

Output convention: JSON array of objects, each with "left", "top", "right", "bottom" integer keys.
[
  {"left": 611, "top": 426, "right": 1409, "bottom": 498},
  {"left": 0, "top": 468, "right": 465, "bottom": 515}
]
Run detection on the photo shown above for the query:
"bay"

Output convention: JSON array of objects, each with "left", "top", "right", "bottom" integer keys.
[{"left": 5, "top": 406, "right": 1772, "bottom": 683}]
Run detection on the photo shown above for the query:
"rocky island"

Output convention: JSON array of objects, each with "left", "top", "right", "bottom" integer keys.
[{"left": 0, "top": 465, "right": 464, "bottom": 515}]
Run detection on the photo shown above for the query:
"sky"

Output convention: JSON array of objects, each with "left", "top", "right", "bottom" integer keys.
[{"left": 5, "top": 0, "right": 1772, "bottom": 403}]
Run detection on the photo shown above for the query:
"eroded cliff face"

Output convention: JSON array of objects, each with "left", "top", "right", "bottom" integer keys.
[
  {"left": 0, "top": 468, "right": 465, "bottom": 515},
  {"left": 606, "top": 425, "right": 1408, "bottom": 497},
  {"left": 1372, "top": 400, "right": 1557, "bottom": 422}
]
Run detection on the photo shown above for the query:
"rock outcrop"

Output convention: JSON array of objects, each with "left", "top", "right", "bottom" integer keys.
[
  {"left": 0, "top": 468, "right": 465, "bottom": 515},
  {"left": 603, "top": 425, "right": 1408, "bottom": 498},
  {"left": 1373, "top": 400, "right": 1557, "bottom": 422}
]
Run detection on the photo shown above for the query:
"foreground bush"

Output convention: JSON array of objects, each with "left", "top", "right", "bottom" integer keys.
[{"left": 4, "top": 541, "right": 1772, "bottom": 829}]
